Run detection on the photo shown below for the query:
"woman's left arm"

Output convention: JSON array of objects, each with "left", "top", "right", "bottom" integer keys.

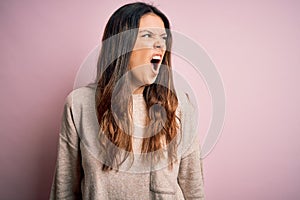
[
  {"left": 178, "top": 147, "right": 205, "bottom": 199},
  {"left": 177, "top": 93, "right": 205, "bottom": 199}
]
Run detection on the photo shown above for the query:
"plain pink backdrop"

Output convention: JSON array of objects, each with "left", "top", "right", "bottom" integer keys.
[{"left": 1, "top": 0, "right": 299, "bottom": 199}]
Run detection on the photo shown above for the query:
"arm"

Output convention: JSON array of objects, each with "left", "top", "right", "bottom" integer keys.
[
  {"left": 177, "top": 93, "right": 205, "bottom": 199},
  {"left": 50, "top": 94, "right": 82, "bottom": 200},
  {"left": 178, "top": 147, "right": 205, "bottom": 199}
]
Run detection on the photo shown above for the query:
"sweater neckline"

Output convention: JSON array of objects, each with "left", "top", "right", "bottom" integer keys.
[{"left": 132, "top": 93, "right": 144, "bottom": 100}]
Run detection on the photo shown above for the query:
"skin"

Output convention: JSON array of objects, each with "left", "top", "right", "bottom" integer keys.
[{"left": 128, "top": 13, "right": 167, "bottom": 94}]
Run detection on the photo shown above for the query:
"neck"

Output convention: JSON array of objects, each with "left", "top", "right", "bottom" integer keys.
[{"left": 133, "top": 86, "right": 145, "bottom": 94}]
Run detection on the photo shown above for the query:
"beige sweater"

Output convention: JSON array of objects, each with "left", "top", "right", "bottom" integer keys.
[{"left": 50, "top": 84, "right": 205, "bottom": 200}]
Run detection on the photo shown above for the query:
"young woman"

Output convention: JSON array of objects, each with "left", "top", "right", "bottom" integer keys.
[{"left": 50, "top": 2, "right": 205, "bottom": 199}]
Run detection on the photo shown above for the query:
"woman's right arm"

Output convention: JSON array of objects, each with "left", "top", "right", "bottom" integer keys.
[{"left": 50, "top": 94, "right": 82, "bottom": 200}]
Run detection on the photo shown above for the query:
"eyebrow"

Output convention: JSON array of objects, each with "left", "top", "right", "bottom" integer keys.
[{"left": 139, "top": 29, "right": 167, "bottom": 36}]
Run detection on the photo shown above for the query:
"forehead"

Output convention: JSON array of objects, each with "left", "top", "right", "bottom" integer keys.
[{"left": 139, "top": 13, "right": 165, "bottom": 31}]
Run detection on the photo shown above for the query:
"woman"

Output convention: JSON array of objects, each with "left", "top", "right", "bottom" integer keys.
[{"left": 50, "top": 2, "right": 205, "bottom": 199}]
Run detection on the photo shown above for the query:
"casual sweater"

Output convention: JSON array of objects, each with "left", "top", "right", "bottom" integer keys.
[{"left": 50, "top": 84, "right": 205, "bottom": 200}]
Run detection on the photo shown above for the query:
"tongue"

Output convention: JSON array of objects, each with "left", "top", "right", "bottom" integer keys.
[{"left": 152, "top": 63, "right": 158, "bottom": 70}]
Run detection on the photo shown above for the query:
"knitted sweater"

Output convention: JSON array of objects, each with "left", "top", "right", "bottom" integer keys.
[{"left": 50, "top": 84, "right": 205, "bottom": 200}]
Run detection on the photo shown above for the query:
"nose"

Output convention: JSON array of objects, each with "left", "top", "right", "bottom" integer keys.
[
  {"left": 153, "top": 38, "right": 165, "bottom": 50},
  {"left": 154, "top": 42, "right": 161, "bottom": 49}
]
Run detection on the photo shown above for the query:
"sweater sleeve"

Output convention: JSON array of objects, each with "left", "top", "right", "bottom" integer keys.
[
  {"left": 50, "top": 94, "right": 82, "bottom": 200},
  {"left": 178, "top": 146, "right": 205, "bottom": 199},
  {"left": 177, "top": 93, "right": 205, "bottom": 199}
]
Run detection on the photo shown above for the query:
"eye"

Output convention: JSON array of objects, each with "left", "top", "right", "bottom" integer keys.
[
  {"left": 162, "top": 36, "right": 168, "bottom": 40},
  {"left": 142, "top": 33, "right": 152, "bottom": 38}
]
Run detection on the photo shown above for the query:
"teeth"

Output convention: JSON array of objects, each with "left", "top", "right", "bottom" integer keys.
[{"left": 152, "top": 55, "right": 161, "bottom": 60}]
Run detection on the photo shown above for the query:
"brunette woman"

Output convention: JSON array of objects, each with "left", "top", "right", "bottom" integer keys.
[{"left": 50, "top": 2, "right": 205, "bottom": 199}]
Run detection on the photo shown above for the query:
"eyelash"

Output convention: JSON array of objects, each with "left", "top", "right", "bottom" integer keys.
[
  {"left": 142, "top": 33, "right": 152, "bottom": 38},
  {"left": 141, "top": 34, "right": 168, "bottom": 40}
]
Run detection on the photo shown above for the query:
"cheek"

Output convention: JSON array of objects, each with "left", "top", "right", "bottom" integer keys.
[
  {"left": 129, "top": 49, "right": 149, "bottom": 69},
  {"left": 133, "top": 40, "right": 152, "bottom": 50}
]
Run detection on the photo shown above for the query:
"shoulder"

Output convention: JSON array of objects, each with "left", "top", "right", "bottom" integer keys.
[
  {"left": 176, "top": 90, "right": 197, "bottom": 119},
  {"left": 64, "top": 83, "right": 97, "bottom": 108},
  {"left": 65, "top": 83, "right": 97, "bottom": 101}
]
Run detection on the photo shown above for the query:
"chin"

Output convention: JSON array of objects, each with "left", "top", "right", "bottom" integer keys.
[{"left": 144, "top": 77, "right": 157, "bottom": 85}]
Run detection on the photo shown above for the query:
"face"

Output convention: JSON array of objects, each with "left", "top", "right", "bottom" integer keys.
[{"left": 128, "top": 13, "right": 167, "bottom": 94}]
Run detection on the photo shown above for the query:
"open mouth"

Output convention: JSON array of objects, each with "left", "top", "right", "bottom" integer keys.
[{"left": 150, "top": 55, "right": 161, "bottom": 71}]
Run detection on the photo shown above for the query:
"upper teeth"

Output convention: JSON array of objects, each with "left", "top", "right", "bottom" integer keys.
[{"left": 152, "top": 55, "right": 160, "bottom": 60}]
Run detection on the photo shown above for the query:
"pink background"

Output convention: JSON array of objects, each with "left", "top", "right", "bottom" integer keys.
[{"left": 1, "top": 0, "right": 299, "bottom": 199}]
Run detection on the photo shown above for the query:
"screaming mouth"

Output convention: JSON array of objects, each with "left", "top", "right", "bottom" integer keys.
[{"left": 150, "top": 56, "right": 161, "bottom": 70}]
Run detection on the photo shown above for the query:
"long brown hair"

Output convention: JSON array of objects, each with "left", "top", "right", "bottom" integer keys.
[{"left": 95, "top": 2, "right": 180, "bottom": 171}]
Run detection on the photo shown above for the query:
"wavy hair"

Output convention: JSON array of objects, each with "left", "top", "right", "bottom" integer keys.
[{"left": 95, "top": 2, "right": 180, "bottom": 171}]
